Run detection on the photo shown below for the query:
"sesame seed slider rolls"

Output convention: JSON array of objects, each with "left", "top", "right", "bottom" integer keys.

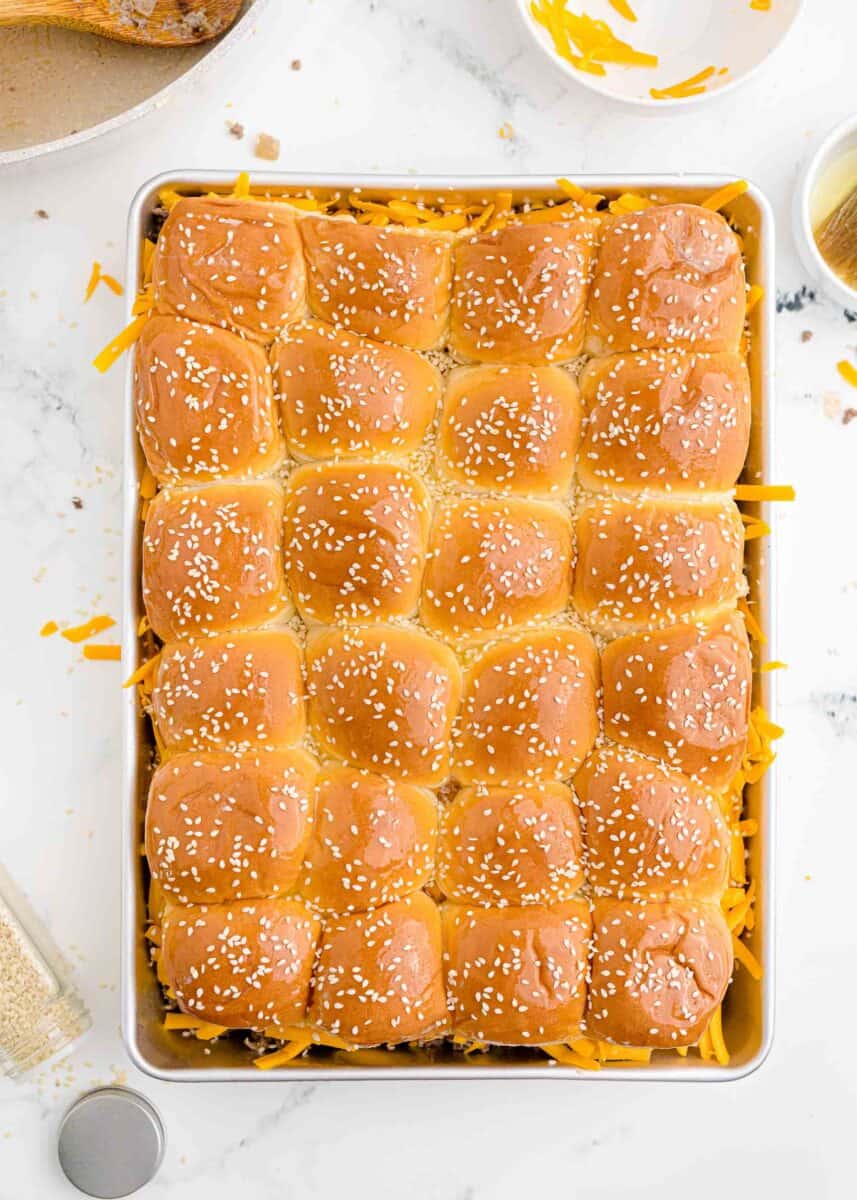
[
  {"left": 573, "top": 495, "right": 745, "bottom": 636},
  {"left": 283, "top": 461, "right": 431, "bottom": 625},
  {"left": 586, "top": 898, "right": 733, "bottom": 1048},
  {"left": 145, "top": 748, "right": 317, "bottom": 904},
  {"left": 453, "top": 627, "right": 599, "bottom": 785},
  {"left": 578, "top": 350, "right": 751, "bottom": 496},
  {"left": 421, "top": 497, "right": 574, "bottom": 644},
  {"left": 152, "top": 630, "right": 305, "bottom": 755},
  {"left": 153, "top": 196, "right": 306, "bottom": 342},
  {"left": 600, "top": 613, "right": 751, "bottom": 788},
  {"left": 135, "top": 316, "right": 283, "bottom": 485},
  {"left": 271, "top": 320, "right": 440, "bottom": 461},
  {"left": 443, "top": 901, "right": 591, "bottom": 1045},
  {"left": 450, "top": 218, "right": 597, "bottom": 363},
  {"left": 159, "top": 898, "right": 319, "bottom": 1031},
  {"left": 142, "top": 482, "right": 288, "bottom": 642},
  {"left": 575, "top": 746, "right": 729, "bottom": 902},
  {"left": 437, "top": 365, "right": 582, "bottom": 497},
  {"left": 306, "top": 624, "right": 462, "bottom": 787},
  {"left": 585, "top": 204, "right": 746, "bottom": 356},
  {"left": 437, "top": 782, "right": 584, "bottom": 906},
  {"left": 298, "top": 766, "right": 437, "bottom": 914},
  {"left": 299, "top": 215, "right": 453, "bottom": 350},
  {"left": 309, "top": 893, "right": 448, "bottom": 1046}
]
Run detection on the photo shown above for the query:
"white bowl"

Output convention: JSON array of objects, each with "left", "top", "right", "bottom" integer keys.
[
  {"left": 516, "top": 0, "right": 804, "bottom": 109},
  {"left": 793, "top": 111, "right": 857, "bottom": 310}
]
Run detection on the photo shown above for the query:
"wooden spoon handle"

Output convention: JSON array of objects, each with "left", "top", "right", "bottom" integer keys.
[{"left": 0, "top": 0, "right": 244, "bottom": 46}]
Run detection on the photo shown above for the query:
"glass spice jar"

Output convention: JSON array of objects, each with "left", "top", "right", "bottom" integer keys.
[{"left": 0, "top": 861, "right": 90, "bottom": 1078}]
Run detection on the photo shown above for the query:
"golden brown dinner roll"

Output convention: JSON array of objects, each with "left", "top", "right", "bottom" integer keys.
[
  {"left": 271, "top": 319, "right": 440, "bottom": 460},
  {"left": 283, "top": 461, "right": 431, "bottom": 624},
  {"left": 437, "top": 365, "right": 581, "bottom": 497},
  {"left": 298, "top": 766, "right": 437, "bottom": 912},
  {"left": 299, "top": 214, "right": 453, "bottom": 350},
  {"left": 145, "top": 748, "right": 317, "bottom": 905},
  {"left": 453, "top": 627, "right": 599, "bottom": 785},
  {"left": 578, "top": 350, "right": 751, "bottom": 495},
  {"left": 586, "top": 898, "right": 733, "bottom": 1047},
  {"left": 160, "top": 897, "right": 320, "bottom": 1030},
  {"left": 153, "top": 196, "right": 306, "bottom": 342},
  {"left": 573, "top": 495, "right": 744, "bottom": 635},
  {"left": 135, "top": 316, "right": 283, "bottom": 485},
  {"left": 443, "top": 900, "right": 591, "bottom": 1044},
  {"left": 142, "top": 482, "right": 288, "bottom": 642},
  {"left": 421, "top": 497, "right": 573, "bottom": 642},
  {"left": 437, "top": 782, "right": 584, "bottom": 906},
  {"left": 601, "top": 614, "right": 751, "bottom": 787},
  {"left": 309, "top": 893, "right": 448, "bottom": 1046},
  {"left": 575, "top": 746, "right": 729, "bottom": 902},
  {"left": 450, "top": 218, "right": 597, "bottom": 363},
  {"left": 306, "top": 624, "right": 462, "bottom": 786},
  {"left": 152, "top": 630, "right": 305, "bottom": 755},
  {"left": 585, "top": 204, "right": 745, "bottom": 356}
]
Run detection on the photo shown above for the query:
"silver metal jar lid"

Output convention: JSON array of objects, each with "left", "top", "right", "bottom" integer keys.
[{"left": 57, "top": 1087, "right": 166, "bottom": 1198}]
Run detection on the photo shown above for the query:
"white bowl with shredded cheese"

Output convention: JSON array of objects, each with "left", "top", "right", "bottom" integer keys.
[{"left": 517, "top": 0, "right": 804, "bottom": 108}]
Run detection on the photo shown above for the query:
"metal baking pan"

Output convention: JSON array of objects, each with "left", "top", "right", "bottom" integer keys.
[{"left": 121, "top": 172, "right": 776, "bottom": 1081}]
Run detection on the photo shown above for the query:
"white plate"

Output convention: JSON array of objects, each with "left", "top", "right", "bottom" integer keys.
[{"left": 516, "top": 0, "right": 804, "bottom": 108}]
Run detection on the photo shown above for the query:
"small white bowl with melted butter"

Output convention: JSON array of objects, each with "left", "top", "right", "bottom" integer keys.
[
  {"left": 517, "top": 0, "right": 804, "bottom": 109},
  {"left": 795, "top": 111, "right": 857, "bottom": 310}
]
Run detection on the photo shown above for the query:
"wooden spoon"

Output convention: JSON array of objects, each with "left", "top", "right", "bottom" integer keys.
[{"left": 0, "top": 0, "right": 245, "bottom": 46}]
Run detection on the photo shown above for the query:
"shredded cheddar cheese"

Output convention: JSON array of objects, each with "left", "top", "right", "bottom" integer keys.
[
  {"left": 532, "top": 4, "right": 657, "bottom": 72},
  {"left": 84, "top": 262, "right": 101, "bottom": 302},
  {"left": 837, "top": 360, "right": 857, "bottom": 388},
  {"left": 702, "top": 180, "right": 749, "bottom": 212},
  {"left": 557, "top": 178, "right": 604, "bottom": 209},
  {"left": 608, "top": 192, "right": 654, "bottom": 214},
  {"left": 737, "top": 597, "right": 767, "bottom": 644},
  {"left": 734, "top": 483, "right": 796, "bottom": 502},
  {"left": 543, "top": 1043, "right": 601, "bottom": 1071},
  {"left": 607, "top": 0, "right": 636, "bottom": 19},
  {"left": 741, "top": 513, "right": 771, "bottom": 541},
  {"left": 163, "top": 1013, "right": 227, "bottom": 1040},
  {"left": 263, "top": 1026, "right": 355, "bottom": 1051},
  {"left": 83, "top": 644, "right": 121, "bottom": 661},
  {"left": 141, "top": 239, "right": 156, "bottom": 284},
  {"left": 85, "top": 261, "right": 124, "bottom": 301},
  {"left": 139, "top": 467, "right": 158, "bottom": 501},
  {"left": 745, "top": 283, "right": 765, "bottom": 313},
  {"left": 123, "top": 654, "right": 161, "bottom": 691},
  {"left": 650, "top": 66, "right": 718, "bottom": 100},
  {"left": 732, "top": 934, "right": 764, "bottom": 980},
  {"left": 61, "top": 614, "right": 116, "bottom": 644},
  {"left": 39, "top": 621, "right": 59, "bottom": 638},
  {"left": 132, "top": 291, "right": 155, "bottom": 316},
  {"left": 93, "top": 314, "right": 149, "bottom": 374},
  {"left": 254, "top": 1037, "right": 313, "bottom": 1068},
  {"left": 232, "top": 171, "right": 251, "bottom": 198}
]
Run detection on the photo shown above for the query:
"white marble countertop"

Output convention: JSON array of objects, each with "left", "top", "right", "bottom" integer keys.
[{"left": 1, "top": 1, "right": 856, "bottom": 1195}]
